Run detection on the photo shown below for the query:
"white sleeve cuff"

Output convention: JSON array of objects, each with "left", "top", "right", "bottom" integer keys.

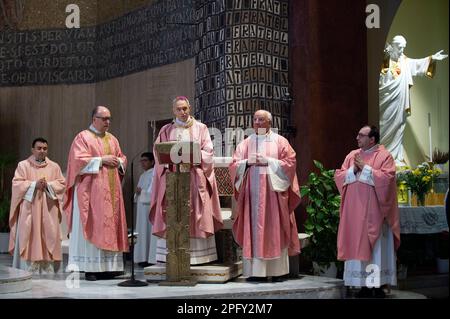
[
  {"left": 358, "top": 164, "right": 375, "bottom": 186},
  {"left": 235, "top": 159, "right": 248, "bottom": 191},
  {"left": 118, "top": 158, "right": 125, "bottom": 174},
  {"left": 24, "top": 181, "right": 36, "bottom": 202},
  {"left": 45, "top": 183, "right": 57, "bottom": 200},
  {"left": 267, "top": 158, "right": 291, "bottom": 192},
  {"left": 344, "top": 166, "right": 357, "bottom": 185},
  {"left": 80, "top": 157, "right": 102, "bottom": 174}
]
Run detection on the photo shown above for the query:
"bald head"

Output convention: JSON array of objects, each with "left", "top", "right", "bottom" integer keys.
[
  {"left": 92, "top": 106, "right": 112, "bottom": 133},
  {"left": 92, "top": 106, "right": 109, "bottom": 118}
]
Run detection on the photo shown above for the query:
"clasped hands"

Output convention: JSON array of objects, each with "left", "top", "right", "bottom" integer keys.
[
  {"left": 35, "top": 177, "right": 47, "bottom": 191},
  {"left": 353, "top": 154, "right": 365, "bottom": 174},
  {"left": 102, "top": 155, "right": 120, "bottom": 168},
  {"left": 248, "top": 153, "right": 269, "bottom": 166}
]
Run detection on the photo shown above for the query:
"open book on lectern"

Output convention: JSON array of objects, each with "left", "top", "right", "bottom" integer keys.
[{"left": 154, "top": 141, "right": 201, "bottom": 165}]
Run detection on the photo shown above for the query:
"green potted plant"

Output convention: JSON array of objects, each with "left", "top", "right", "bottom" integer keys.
[
  {"left": 300, "top": 160, "right": 343, "bottom": 277},
  {"left": 432, "top": 148, "right": 449, "bottom": 171}
]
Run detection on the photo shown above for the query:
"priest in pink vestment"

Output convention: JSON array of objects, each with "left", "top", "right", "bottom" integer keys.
[
  {"left": 64, "top": 106, "right": 128, "bottom": 281},
  {"left": 335, "top": 125, "right": 400, "bottom": 298},
  {"left": 229, "top": 110, "right": 301, "bottom": 281},
  {"left": 9, "top": 137, "right": 65, "bottom": 273},
  {"left": 149, "top": 96, "right": 223, "bottom": 265}
]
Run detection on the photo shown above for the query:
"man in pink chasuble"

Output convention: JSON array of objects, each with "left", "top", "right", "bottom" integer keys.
[
  {"left": 335, "top": 125, "right": 400, "bottom": 298},
  {"left": 230, "top": 110, "right": 301, "bottom": 281},
  {"left": 149, "top": 96, "right": 223, "bottom": 265},
  {"left": 9, "top": 137, "right": 65, "bottom": 274},
  {"left": 64, "top": 106, "right": 128, "bottom": 281}
]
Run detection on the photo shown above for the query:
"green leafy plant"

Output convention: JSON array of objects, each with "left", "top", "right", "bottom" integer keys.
[
  {"left": 432, "top": 148, "right": 449, "bottom": 165},
  {"left": 300, "top": 160, "right": 342, "bottom": 271}
]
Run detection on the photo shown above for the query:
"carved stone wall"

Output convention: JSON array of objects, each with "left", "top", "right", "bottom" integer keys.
[{"left": 1, "top": 0, "right": 196, "bottom": 86}]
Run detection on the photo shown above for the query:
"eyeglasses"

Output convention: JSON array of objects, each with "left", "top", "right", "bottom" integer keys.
[
  {"left": 95, "top": 116, "right": 112, "bottom": 121},
  {"left": 357, "top": 133, "right": 369, "bottom": 137}
]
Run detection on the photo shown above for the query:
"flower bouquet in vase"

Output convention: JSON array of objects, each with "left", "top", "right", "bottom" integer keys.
[{"left": 396, "top": 162, "right": 441, "bottom": 206}]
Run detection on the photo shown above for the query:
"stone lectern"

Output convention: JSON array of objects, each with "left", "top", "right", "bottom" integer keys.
[{"left": 154, "top": 141, "right": 200, "bottom": 286}]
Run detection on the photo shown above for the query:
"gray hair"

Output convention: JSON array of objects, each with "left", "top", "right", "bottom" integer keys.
[
  {"left": 256, "top": 109, "right": 273, "bottom": 122},
  {"left": 172, "top": 96, "right": 191, "bottom": 108}
]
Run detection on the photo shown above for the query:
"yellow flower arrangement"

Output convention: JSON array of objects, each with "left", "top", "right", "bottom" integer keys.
[{"left": 397, "top": 162, "right": 441, "bottom": 206}]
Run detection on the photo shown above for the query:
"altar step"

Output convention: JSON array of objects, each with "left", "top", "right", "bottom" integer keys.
[
  {"left": 398, "top": 273, "right": 449, "bottom": 299},
  {"left": 0, "top": 265, "right": 32, "bottom": 294},
  {"left": 144, "top": 261, "right": 242, "bottom": 283}
]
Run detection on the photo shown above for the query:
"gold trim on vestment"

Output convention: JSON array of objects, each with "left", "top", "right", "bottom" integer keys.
[{"left": 101, "top": 133, "right": 116, "bottom": 214}]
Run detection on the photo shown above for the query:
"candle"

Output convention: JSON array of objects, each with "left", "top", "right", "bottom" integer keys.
[{"left": 428, "top": 113, "right": 432, "bottom": 162}]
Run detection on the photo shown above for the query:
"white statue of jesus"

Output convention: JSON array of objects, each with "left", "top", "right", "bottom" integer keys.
[{"left": 379, "top": 35, "right": 447, "bottom": 166}]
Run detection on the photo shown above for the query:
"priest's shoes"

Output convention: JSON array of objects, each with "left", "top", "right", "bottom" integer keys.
[
  {"left": 355, "top": 287, "right": 372, "bottom": 298},
  {"left": 355, "top": 287, "right": 386, "bottom": 298},
  {"left": 84, "top": 271, "right": 124, "bottom": 281},
  {"left": 85, "top": 273, "right": 97, "bottom": 281},
  {"left": 373, "top": 288, "right": 386, "bottom": 298},
  {"left": 245, "top": 276, "right": 268, "bottom": 282},
  {"left": 270, "top": 275, "right": 287, "bottom": 282}
]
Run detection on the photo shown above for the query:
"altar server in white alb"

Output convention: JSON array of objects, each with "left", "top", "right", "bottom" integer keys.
[{"left": 134, "top": 152, "right": 158, "bottom": 267}]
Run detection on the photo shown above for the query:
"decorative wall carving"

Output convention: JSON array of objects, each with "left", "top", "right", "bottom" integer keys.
[
  {"left": 194, "top": 0, "right": 290, "bottom": 137},
  {"left": 0, "top": 0, "right": 196, "bottom": 86}
]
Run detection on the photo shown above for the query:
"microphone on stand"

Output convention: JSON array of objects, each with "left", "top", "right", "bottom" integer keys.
[
  {"left": 282, "top": 91, "right": 297, "bottom": 142},
  {"left": 118, "top": 147, "right": 149, "bottom": 287}
]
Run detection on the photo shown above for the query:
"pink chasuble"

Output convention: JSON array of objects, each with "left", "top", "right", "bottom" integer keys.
[
  {"left": 9, "top": 157, "right": 65, "bottom": 261},
  {"left": 335, "top": 145, "right": 400, "bottom": 261},
  {"left": 64, "top": 130, "right": 129, "bottom": 252},
  {"left": 149, "top": 120, "right": 223, "bottom": 238},
  {"left": 230, "top": 132, "right": 301, "bottom": 259}
]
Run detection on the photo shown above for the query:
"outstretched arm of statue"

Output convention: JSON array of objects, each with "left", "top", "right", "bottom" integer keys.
[{"left": 431, "top": 50, "right": 448, "bottom": 61}]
